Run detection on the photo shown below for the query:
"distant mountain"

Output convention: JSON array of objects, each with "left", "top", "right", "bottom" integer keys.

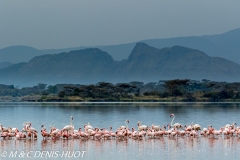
[
  {"left": 0, "top": 46, "right": 43, "bottom": 63},
  {"left": 0, "top": 62, "right": 12, "bottom": 69},
  {"left": 100, "top": 28, "right": 240, "bottom": 63},
  {"left": 1, "top": 28, "right": 240, "bottom": 64},
  {"left": 1, "top": 43, "right": 240, "bottom": 87},
  {"left": 0, "top": 45, "right": 86, "bottom": 64},
  {"left": 0, "top": 49, "right": 115, "bottom": 86},
  {"left": 113, "top": 43, "right": 240, "bottom": 82}
]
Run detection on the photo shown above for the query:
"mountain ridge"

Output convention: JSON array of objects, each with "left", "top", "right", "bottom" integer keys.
[
  {"left": 1, "top": 43, "right": 240, "bottom": 87},
  {"left": 1, "top": 28, "right": 240, "bottom": 64}
]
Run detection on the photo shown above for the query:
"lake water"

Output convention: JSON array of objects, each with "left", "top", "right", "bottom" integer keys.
[{"left": 0, "top": 102, "right": 240, "bottom": 160}]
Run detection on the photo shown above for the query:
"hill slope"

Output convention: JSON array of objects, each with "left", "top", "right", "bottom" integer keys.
[
  {"left": 0, "top": 43, "right": 240, "bottom": 86},
  {"left": 113, "top": 43, "right": 240, "bottom": 82},
  {"left": 1, "top": 28, "right": 240, "bottom": 64},
  {"left": 0, "top": 49, "right": 115, "bottom": 86}
]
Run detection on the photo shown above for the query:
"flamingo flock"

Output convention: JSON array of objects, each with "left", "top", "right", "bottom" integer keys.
[{"left": 0, "top": 114, "right": 239, "bottom": 141}]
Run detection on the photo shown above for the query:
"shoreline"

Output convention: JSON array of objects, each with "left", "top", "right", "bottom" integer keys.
[
  {"left": 2, "top": 95, "right": 240, "bottom": 103},
  {"left": 2, "top": 100, "right": 240, "bottom": 104}
]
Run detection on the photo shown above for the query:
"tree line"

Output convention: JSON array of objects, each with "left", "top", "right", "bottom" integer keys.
[{"left": 1, "top": 79, "right": 240, "bottom": 101}]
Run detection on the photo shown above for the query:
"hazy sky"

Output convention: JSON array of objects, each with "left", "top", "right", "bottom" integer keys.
[{"left": 1, "top": 1, "right": 240, "bottom": 49}]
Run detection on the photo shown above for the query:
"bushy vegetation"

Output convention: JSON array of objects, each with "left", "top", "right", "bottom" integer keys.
[{"left": 1, "top": 79, "right": 240, "bottom": 102}]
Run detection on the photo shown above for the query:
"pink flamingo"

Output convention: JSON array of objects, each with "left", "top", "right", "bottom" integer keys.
[
  {"left": 170, "top": 127, "right": 177, "bottom": 137},
  {"left": 79, "top": 128, "right": 89, "bottom": 139},
  {"left": 0, "top": 124, "right": 9, "bottom": 132},
  {"left": 147, "top": 128, "right": 156, "bottom": 138},
  {"left": 1, "top": 132, "right": 8, "bottom": 139},
  {"left": 61, "top": 130, "right": 69, "bottom": 140},
  {"left": 102, "top": 129, "right": 111, "bottom": 139},
  {"left": 212, "top": 128, "right": 222, "bottom": 138},
  {"left": 152, "top": 124, "right": 161, "bottom": 131},
  {"left": 156, "top": 127, "right": 165, "bottom": 137},
  {"left": 109, "top": 127, "right": 117, "bottom": 138},
  {"left": 94, "top": 128, "right": 103, "bottom": 140},
  {"left": 51, "top": 129, "right": 61, "bottom": 140},
  {"left": 131, "top": 127, "right": 139, "bottom": 138},
  {"left": 119, "top": 120, "right": 129, "bottom": 130},
  {"left": 137, "top": 121, "right": 148, "bottom": 131},
  {"left": 138, "top": 130, "right": 145, "bottom": 139},
  {"left": 164, "top": 124, "right": 172, "bottom": 136},
  {"left": 41, "top": 125, "right": 50, "bottom": 140},
  {"left": 7, "top": 129, "right": 15, "bottom": 139},
  {"left": 62, "top": 116, "right": 74, "bottom": 138},
  {"left": 170, "top": 114, "right": 182, "bottom": 130}
]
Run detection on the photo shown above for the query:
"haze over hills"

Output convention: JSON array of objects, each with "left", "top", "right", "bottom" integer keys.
[
  {"left": 1, "top": 43, "right": 240, "bottom": 87},
  {"left": 100, "top": 27, "right": 240, "bottom": 63},
  {"left": 115, "top": 43, "right": 240, "bottom": 82},
  {"left": 0, "top": 45, "right": 86, "bottom": 64},
  {"left": 1, "top": 28, "right": 240, "bottom": 64},
  {"left": 0, "top": 62, "right": 12, "bottom": 69}
]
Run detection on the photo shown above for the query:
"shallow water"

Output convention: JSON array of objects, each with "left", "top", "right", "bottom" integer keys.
[{"left": 0, "top": 102, "right": 240, "bottom": 159}]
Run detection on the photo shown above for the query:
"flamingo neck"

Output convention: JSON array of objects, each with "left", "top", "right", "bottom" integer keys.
[
  {"left": 171, "top": 115, "right": 175, "bottom": 127},
  {"left": 125, "top": 120, "right": 128, "bottom": 130}
]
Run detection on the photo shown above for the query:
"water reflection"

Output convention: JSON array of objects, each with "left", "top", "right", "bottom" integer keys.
[
  {"left": 1, "top": 102, "right": 240, "bottom": 159},
  {"left": 0, "top": 136, "right": 240, "bottom": 159}
]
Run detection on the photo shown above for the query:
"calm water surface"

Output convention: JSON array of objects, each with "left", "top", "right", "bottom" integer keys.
[{"left": 0, "top": 102, "right": 240, "bottom": 160}]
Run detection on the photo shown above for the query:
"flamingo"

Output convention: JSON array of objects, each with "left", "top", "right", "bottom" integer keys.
[
  {"left": 225, "top": 122, "right": 237, "bottom": 129},
  {"left": 8, "top": 127, "right": 18, "bottom": 133},
  {"left": 155, "top": 127, "right": 165, "bottom": 137},
  {"left": 193, "top": 124, "right": 201, "bottom": 131},
  {"left": 1, "top": 132, "right": 8, "bottom": 139},
  {"left": 78, "top": 128, "right": 88, "bottom": 139},
  {"left": 0, "top": 124, "right": 9, "bottom": 132},
  {"left": 164, "top": 124, "right": 173, "bottom": 136},
  {"left": 138, "top": 130, "right": 145, "bottom": 139},
  {"left": 212, "top": 128, "right": 222, "bottom": 138},
  {"left": 109, "top": 127, "right": 117, "bottom": 138},
  {"left": 152, "top": 124, "right": 161, "bottom": 131},
  {"left": 131, "top": 127, "right": 139, "bottom": 138},
  {"left": 94, "top": 128, "right": 103, "bottom": 140},
  {"left": 41, "top": 125, "right": 50, "bottom": 140},
  {"left": 25, "top": 123, "right": 38, "bottom": 139},
  {"left": 85, "top": 127, "right": 94, "bottom": 135},
  {"left": 137, "top": 121, "right": 148, "bottom": 131},
  {"left": 116, "top": 130, "right": 124, "bottom": 139},
  {"left": 102, "top": 128, "right": 110, "bottom": 135},
  {"left": 236, "top": 128, "right": 240, "bottom": 137},
  {"left": 22, "top": 122, "right": 31, "bottom": 134},
  {"left": 170, "top": 127, "right": 177, "bottom": 137},
  {"left": 189, "top": 129, "right": 198, "bottom": 137},
  {"left": 84, "top": 122, "right": 94, "bottom": 130},
  {"left": 102, "top": 128, "right": 111, "bottom": 139},
  {"left": 170, "top": 114, "right": 182, "bottom": 129},
  {"left": 72, "top": 130, "right": 80, "bottom": 139},
  {"left": 7, "top": 128, "right": 15, "bottom": 139},
  {"left": 51, "top": 129, "right": 61, "bottom": 140},
  {"left": 200, "top": 127, "right": 208, "bottom": 136},
  {"left": 178, "top": 130, "right": 186, "bottom": 137},
  {"left": 61, "top": 130, "right": 69, "bottom": 139},
  {"left": 147, "top": 129, "right": 156, "bottom": 138},
  {"left": 26, "top": 123, "right": 38, "bottom": 133},
  {"left": 15, "top": 129, "right": 22, "bottom": 140},
  {"left": 119, "top": 120, "right": 129, "bottom": 130},
  {"left": 192, "top": 123, "right": 201, "bottom": 136},
  {"left": 62, "top": 116, "right": 74, "bottom": 137},
  {"left": 126, "top": 128, "right": 132, "bottom": 137},
  {"left": 15, "top": 128, "right": 26, "bottom": 140}
]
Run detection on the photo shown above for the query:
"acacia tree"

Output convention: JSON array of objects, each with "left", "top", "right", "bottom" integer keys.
[{"left": 164, "top": 79, "right": 190, "bottom": 96}]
